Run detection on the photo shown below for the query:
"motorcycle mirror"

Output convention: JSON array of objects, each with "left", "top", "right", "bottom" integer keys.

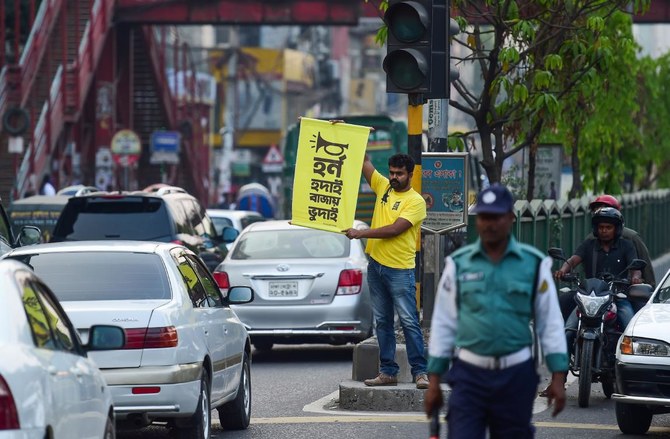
[
  {"left": 548, "top": 247, "right": 566, "bottom": 261},
  {"left": 616, "top": 258, "right": 647, "bottom": 278}
]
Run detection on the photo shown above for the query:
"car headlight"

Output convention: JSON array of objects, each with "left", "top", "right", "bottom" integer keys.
[{"left": 620, "top": 336, "right": 670, "bottom": 356}]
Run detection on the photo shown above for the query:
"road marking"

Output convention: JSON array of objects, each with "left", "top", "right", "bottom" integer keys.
[{"left": 254, "top": 415, "right": 670, "bottom": 432}]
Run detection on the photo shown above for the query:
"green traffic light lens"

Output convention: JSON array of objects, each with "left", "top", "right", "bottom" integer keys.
[
  {"left": 386, "top": 2, "right": 428, "bottom": 43},
  {"left": 384, "top": 50, "right": 427, "bottom": 90}
]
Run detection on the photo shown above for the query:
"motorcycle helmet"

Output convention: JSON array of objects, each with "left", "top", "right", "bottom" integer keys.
[
  {"left": 589, "top": 194, "right": 621, "bottom": 211},
  {"left": 591, "top": 207, "right": 624, "bottom": 239}
]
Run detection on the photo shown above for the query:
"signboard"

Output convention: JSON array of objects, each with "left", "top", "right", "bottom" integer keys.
[
  {"left": 112, "top": 154, "right": 140, "bottom": 167},
  {"left": 111, "top": 129, "right": 141, "bottom": 168},
  {"left": 262, "top": 144, "right": 284, "bottom": 173},
  {"left": 150, "top": 130, "right": 180, "bottom": 165},
  {"left": 110, "top": 129, "right": 141, "bottom": 155},
  {"left": 522, "top": 144, "right": 562, "bottom": 200},
  {"left": 421, "top": 152, "right": 469, "bottom": 233}
]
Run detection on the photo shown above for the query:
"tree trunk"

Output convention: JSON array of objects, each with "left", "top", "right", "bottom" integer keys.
[{"left": 568, "top": 123, "right": 583, "bottom": 198}]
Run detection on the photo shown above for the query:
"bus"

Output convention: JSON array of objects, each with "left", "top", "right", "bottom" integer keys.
[{"left": 282, "top": 115, "right": 407, "bottom": 225}]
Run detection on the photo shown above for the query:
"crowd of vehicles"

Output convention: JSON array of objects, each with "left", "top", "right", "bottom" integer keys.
[{"left": 3, "top": 128, "right": 670, "bottom": 435}]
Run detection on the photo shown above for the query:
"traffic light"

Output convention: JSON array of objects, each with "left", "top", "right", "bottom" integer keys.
[
  {"left": 446, "top": 13, "right": 461, "bottom": 99},
  {"left": 383, "top": 0, "right": 446, "bottom": 97}
]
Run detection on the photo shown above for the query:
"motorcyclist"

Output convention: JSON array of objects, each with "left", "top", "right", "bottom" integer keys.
[
  {"left": 557, "top": 195, "right": 654, "bottom": 319},
  {"left": 540, "top": 207, "right": 641, "bottom": 397},
  {"left": 557, "top": 207, "right": 642, "bottom": 347}
]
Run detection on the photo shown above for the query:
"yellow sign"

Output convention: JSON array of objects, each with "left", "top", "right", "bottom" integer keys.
[{"left": 291, "top": 118, "right": 370, "bottom": 233}]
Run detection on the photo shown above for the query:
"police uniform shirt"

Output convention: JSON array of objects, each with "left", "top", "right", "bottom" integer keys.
[{"left": 427, "top": 236, "right": 568, "bottom": 375}]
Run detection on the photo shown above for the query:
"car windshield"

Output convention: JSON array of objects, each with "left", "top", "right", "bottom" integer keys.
[
  {"left": 54, "top": 198, "right": 173, "bottom": 241},
  {"left": 9, "top": 252, "right": 170, "bottom": 300},
  {"left": 231, "top": 229, "right": 350, "bottom": 259}
]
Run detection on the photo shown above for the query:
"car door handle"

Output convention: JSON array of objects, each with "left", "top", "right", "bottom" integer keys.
[
  {"left": 70, "top": 367, "right": 83, "bottom": 379},
  {"left": 48, "top": 365, "right": 57, "bottom": 376}
]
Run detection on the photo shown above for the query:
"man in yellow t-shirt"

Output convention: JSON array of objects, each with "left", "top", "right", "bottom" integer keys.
[{"left": 343, "top": 153, "right": 428, "bottom": 389}]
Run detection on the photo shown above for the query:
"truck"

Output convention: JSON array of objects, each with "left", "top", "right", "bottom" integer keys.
[{"left": 282, "top": 115, "right": 408, "bottom": 225}]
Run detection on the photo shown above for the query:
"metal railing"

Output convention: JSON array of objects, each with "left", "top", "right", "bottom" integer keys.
[{"left": 466, "top": 189, "right": 670, "bottom": 259}]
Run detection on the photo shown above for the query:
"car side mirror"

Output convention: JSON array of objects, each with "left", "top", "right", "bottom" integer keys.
[
  {"left": 222, "top": 226, "right": 239, "bottom": 244},
  {"left": 16, "top": 226, "right": 42, "bottom": 246},
  {"left": 227, "top": 286, "right": 254, "bottom": 304},
  {"left": 86, "top": 325, "right": 126, "bottom": 350}
]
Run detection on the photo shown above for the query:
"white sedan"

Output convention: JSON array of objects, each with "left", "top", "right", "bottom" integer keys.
[
  {"left": 0, "top": 259, "right": 125, "bottom": 438},
  {"left": 4, "top": 241, "right": 255, "bottom": 439},
  {"left": 614, "top": 277, "right": 669, "bottom": 434}
]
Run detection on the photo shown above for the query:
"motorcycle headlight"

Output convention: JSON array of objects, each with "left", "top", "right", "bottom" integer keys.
[
  {"left": 620, "top": 336, "right": 670, "bottom": 356},
  {"left": 576, "top": 292, "right": 610, "bottom": 317}
]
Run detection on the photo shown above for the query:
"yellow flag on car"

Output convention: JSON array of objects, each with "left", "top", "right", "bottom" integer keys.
[{"left": 291, "top": 118, "right": 370, "bottom": 233}]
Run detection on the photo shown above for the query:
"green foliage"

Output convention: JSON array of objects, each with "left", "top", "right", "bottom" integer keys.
[{"left": 367, "top": 0, "right": 669, "bottom": 197}]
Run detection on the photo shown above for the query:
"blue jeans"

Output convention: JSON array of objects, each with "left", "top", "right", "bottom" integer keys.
[{"left": 367, "top": 258, "right": 427, "bottom": 377}]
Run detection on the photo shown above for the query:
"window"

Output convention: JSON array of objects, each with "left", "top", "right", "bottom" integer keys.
[
  {"left": 10, "top": 252, "right": 170, "bottom": 301},
  {"left": 185, "top": 255, "right": 223, "bottom": 307},
  {"left": 22, "top": 281, "right": 57, "bottom": 349},
  {"left": 231, "top": 229, "right": 349, "bottom": 259},
  {"left": 174, "top": 250, "right": 209, "bottom": 308},
  {"left": 19, "top": 272, "right": 77, "bottom": 353},
  {"left": 33, "top": 281, "right": 77, "bottom": 352},
  {"left": 55, "top": 197, "right": 173, "bottom": 240}
]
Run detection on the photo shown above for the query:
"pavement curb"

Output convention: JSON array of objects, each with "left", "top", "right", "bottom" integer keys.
[{"left": 339, "top": 379, "right": 450, "bottom": 412}]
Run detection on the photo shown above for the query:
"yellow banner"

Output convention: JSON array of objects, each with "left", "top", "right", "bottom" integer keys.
[{"left": 291, "top": 118, "right": 370, "bottom": 233}]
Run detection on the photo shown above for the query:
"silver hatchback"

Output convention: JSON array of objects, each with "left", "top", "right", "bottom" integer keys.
[{"left": 213, "top": 220, "right": 373, "bottom": 351}]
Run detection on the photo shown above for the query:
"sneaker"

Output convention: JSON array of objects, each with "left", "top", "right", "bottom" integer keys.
[
  {"left": 364, "top": 373, "right": 398, "bottom": 387},
  {"left": 415, "top": 373, "right": 429, "bottom": 389}
]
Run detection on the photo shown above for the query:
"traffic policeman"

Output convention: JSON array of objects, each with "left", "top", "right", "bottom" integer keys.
[{"left": 424, "top": 184, "right": 568, "bottom": 439}]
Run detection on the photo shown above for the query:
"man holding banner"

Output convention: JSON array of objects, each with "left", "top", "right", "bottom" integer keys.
[{"left": 343, "top": 153, "right": 429, "bottom": 389}]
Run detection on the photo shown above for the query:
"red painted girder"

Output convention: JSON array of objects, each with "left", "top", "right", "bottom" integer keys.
[
  {"left": 115, "top": 0, "right": 361, "bottom": 25},
  {"left": 634, "top": 1, "right": 670, "bottom": 23}
]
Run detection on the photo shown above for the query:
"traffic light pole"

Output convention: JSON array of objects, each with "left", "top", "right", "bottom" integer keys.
[{"left": 408, "top": 94, "right": 424, "bottom": 314}]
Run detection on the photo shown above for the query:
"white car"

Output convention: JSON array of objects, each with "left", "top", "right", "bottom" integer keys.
[
  {"left": 4, "top": 241, "right": 254, "bottom": 439},
  {"left": 613, "top": 278, "right": 667, "bottom": 434},
  {"left": 0, "top": 259, "right": 124, "bottom": 438}
]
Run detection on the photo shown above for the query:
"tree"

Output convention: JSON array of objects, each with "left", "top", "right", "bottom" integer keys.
[
  {"left": 550, "top": 10, "right": 641, "bottom": 197},
  {"left": 449, "top": 0, "right": 650, "bottom": 199},
  {"left": 368, "top": 0, "right": 650, "bottom": 199}
]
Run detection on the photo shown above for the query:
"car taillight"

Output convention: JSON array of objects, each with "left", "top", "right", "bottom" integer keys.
[
  {"left": 171, "top": 239, "right": 184, "bottom": 246},
  {"left": 123, "top": 327, "right": 178, "bottom": 349},
  {"left": 0, "top": 374, "right": 19, "bottom": 430},
  {"left": 213, "top": 272, "right": 230, "bottom": 292},
  {"left": 336, "top": 269, "right": 362, "bottom": 295}
]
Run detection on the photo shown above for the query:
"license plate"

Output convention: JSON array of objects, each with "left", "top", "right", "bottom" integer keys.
[{"left": 268, "top": 281, "right": 299, "bottom": 297}]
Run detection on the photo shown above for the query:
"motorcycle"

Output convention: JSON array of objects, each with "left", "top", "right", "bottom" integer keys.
[{"left": 548, "top": 248, "right": 651, "bottom": 408}]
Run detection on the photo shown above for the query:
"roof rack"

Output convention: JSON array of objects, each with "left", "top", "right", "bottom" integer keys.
[{"left": 155, "top": 186, "right": 187, "bottom": 196}]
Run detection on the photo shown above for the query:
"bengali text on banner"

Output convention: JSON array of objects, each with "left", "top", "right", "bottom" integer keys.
[{"left": 291, "top": 118, "right": 371, "bottom": 233}]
